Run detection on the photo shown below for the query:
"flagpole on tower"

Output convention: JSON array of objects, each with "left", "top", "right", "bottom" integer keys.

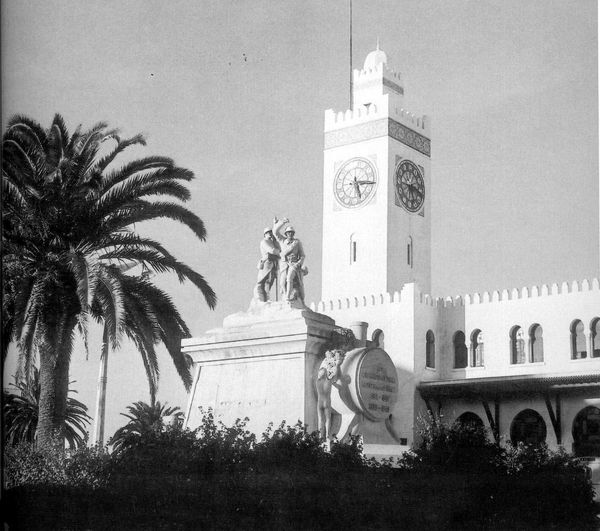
[{"left": 349, "top": 0, "right": 353, "bottom": 110}]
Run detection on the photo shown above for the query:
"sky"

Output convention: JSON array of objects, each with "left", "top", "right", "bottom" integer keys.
[{"left": 2, "top": 0, "right": 598, "bottom": 442}]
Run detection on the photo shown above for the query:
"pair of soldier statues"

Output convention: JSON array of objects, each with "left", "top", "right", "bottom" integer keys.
[{"left": 255, "top": 217, "right": 307, "bottom": 304}]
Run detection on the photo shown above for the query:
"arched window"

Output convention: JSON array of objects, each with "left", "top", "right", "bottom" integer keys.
[
  {"left": 406, "top": 236, "right": 413, "bottom": 268},
  {"left": 453, "top": 331, "right": 467, "bottom": 369},
  {"left": 510, "top": 409, "right": 547, "bottom": 445},
  {"left": 529, "top": 324, "right": 544, "bottom": 363},
  {"left": 456, "top": 411, "right": 484, "bottom": 429},
  {"left": 470, "top": 329, "right": 484, "bottom": 367},
  {"left": 510, "top": 326, "right": 525, "bottom": 364},
  {"left": 425, "top": 330, "right": 435, "bottom": 368},
  {"left": 591, "top": 318, "right": 600, "bottom": 358},
  {"left": 572, "top": 406, "right": 600, "bottom": 457},
  {"left": 571, "top": 319, "right": 587, "bottom": 359}
]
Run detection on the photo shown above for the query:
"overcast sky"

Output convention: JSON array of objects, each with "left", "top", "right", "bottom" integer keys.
[{"left": 2, "top": 0, "right": 598, "bottom": 440}]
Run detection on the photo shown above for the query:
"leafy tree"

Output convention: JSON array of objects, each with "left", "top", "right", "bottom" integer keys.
[
  {"left": 3, "top": 367, "right": 91, "bottom": 448},
  {"left": 2, "top": 114, "right": 216, "bottom": 447},
  {"left": 109, "top": 400, "right": 183, "bottom": 452}
]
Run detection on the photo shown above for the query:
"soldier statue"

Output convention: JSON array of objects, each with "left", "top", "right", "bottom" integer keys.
[
  {"left": 273, "top": 217, "right": 307, "bottom": 304},
  {"left": 254, "top": 227, "right": 281, "bottom": 302}
]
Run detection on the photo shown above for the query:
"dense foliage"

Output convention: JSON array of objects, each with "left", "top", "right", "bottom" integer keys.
[
  {"left": 109, "top": 400, "right": 184, "bottom": 453},
  {"left": 4, "top": 443, "right": 111, "bottom": 490},
  {"left": 3, "top": 411, "right": 596, "bottom": 529},
  {"left": 2, "top": 114, "right": 215, "bottom": 446},
  {"left": 397, "top": 412, "right": 502, "bottom": 471},
  {"left": 3, "top": 368, "right": 91, "bottom": 448}
]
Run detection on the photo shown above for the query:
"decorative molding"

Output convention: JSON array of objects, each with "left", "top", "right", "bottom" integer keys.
[
  {"left": 324, "top": 118, "right": 388, "bottom": 150},
  {"left": 324, "top": 118, "right": 431, "bottom": 157},
  {"left": 355, "top": 77, "right": 404, "bottom": 95},
  {"left": 383, "top": 77, "right": 404, "bottom": 95},
  {"left": 388, "top": 119, "right": 431, "bottom": 156}
]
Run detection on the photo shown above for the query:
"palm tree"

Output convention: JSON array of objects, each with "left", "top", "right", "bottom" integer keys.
[
  {"left": 2, "top": 114, "right": 216, "bottom": 448},
  {"left": 3, "top": 367, "right": 91, "bottom": 449},
  {"left": 108, "top": 400, "right": 183, "bottom": 453}
]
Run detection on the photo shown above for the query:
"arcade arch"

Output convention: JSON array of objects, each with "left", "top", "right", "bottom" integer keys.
[
  {"left": 456, "top": 411, "right": 484, "bottom": 429},
  {"left": 572, "top": 406, "right": 600, "bottom": 457},
  {"left": 510, "top": 409, "right": 546, "bottom": 445}
]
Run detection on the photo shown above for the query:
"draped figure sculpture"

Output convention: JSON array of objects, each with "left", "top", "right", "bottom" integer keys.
[{"left": 315, "top": 349, "right": 345, "bottom": 447}]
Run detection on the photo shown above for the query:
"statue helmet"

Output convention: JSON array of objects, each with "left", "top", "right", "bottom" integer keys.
[
  {"left": 284, "top": 225, "right": 295, "bottom": 234},
  {"left": 263, "top": 227, "right": 272, "bottom": 235}
]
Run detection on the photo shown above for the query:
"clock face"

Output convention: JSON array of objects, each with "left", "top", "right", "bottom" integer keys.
[
  {"left": 395, "top": 160, "right": 425, "bottom": 212},
  {"left": 334, "top": 158, "right": 378, "bottom": 208}
]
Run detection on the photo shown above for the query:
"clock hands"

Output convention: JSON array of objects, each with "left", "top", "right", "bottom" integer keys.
[{"left": 352, "top": 177, "right": 361, "bottom": 199}]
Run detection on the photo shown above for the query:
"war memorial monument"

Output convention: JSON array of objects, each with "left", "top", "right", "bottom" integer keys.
[{"left": 182, "top": 45, "right": 600, "bottom": 460}]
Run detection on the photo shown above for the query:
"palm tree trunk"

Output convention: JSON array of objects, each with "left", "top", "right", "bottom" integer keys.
[
  {"left": 93, "top": 326, "right": 109, "bottom": 445},
  {"left": 37, "top": 347, "right": 70, "bottom": 449},
  {"left": 36, "top": 307, "right": 78, "bottom": 450}
]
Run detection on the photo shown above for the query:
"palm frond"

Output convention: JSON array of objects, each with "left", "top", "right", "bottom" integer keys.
[
  {"left": 99, "top": 155, "right": 175, "bottom": 192},
  {"left": 92, "top": 133, "right": 147, "bottom": 175},
  {"left": 4, "top": 115, "right": 48, "bottom": 153},
  {"left": 101, "top": 200, "right": 206, "bottom": 241},
  {"left": 2, "top": 139, "right": 38, "bottom": 182},
  {"left": 96, "top": 172, "right": 192, "bottom": 214},
  {"left": 47, "top": 115, "right": 69, "bottom": 167}
]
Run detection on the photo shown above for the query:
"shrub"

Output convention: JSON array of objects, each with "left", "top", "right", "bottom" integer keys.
[
  {"left": 253, "top": 421, "right": 323, "bottom": 470},
  {"left": 111, "top": 409, "right": 257, "bottom": 477},
  {"left": 495, "top": 441, "right": 595, "bottom": 513},
  {"left": 498, "top": 441, "right": 587, "bottom": 475},
  {"left": 4, "top": 442, "right": 111, "bottom": 489},
  {"left": 110, "top": 411, "right": 371, "bottom": 478},
  {"left": 406, "top": 412, "right": 501, "bottom": 471}
]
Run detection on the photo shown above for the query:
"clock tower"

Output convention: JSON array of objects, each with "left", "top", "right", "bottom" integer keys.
[{"left": 321, "top": 45, "right": 431, "bottom": 301}]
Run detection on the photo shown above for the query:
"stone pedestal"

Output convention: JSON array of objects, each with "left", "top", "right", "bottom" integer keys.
[{"left": 182, "top": 302, "right": 336, "bottom": 435}]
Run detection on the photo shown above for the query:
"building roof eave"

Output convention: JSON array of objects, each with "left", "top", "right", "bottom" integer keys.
[{"left": 418, "top": 372, "right": 600, "bottom": 399}]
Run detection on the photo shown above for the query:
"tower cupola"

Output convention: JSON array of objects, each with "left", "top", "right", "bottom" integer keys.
[
  {"left": 363, "top": 40, "right": 388, "bottom": 70},
  {"left": 353, "top": 41, "right": 404, "bottom": 109}
]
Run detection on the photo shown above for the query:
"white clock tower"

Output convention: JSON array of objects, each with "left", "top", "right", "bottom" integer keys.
[{"left": 321, "top": 45, "right": 431, "bottom": 301}]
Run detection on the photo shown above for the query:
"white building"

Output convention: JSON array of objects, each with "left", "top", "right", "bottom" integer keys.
[{"left": 313, "top": 45, "right": 600, "bottom": 455}]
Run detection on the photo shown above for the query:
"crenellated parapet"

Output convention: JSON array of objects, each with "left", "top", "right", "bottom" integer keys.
[
  {"left": 353, "top": 61, "right": 403, "bottom": 84},
  {"left": 452, "top": 278, "right": 600, "bottom": 307},
  {"left": 324, "top": 98, "right": 429, "bottom": 135},
  {"left": 324, "top": 101, "right": 386, "bottom": 130},
  {"left": 311, "top": 278, "right": 600, "bottom": 313},
  {"left": 310, "top": 283, "right": 413, "bottom": 313}
]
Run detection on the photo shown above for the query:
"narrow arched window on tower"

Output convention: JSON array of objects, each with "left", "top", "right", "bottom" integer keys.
[
  {"left": 407, "top": 236, "right": 413, "bottom": 268},
  {"left": 350, "top": 233, "right": 357, "bottom": 264},
  {"left": 426, "top": 330, "right": 435, "bottom": 368}
]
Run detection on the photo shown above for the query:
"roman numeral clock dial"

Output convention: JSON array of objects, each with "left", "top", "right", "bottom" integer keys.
[
  {"left": 334, "top": 158, "right": 378, "bottom": 208},
  {"left": 395, "top": 159, "right": 425, "bottom": 212}
]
